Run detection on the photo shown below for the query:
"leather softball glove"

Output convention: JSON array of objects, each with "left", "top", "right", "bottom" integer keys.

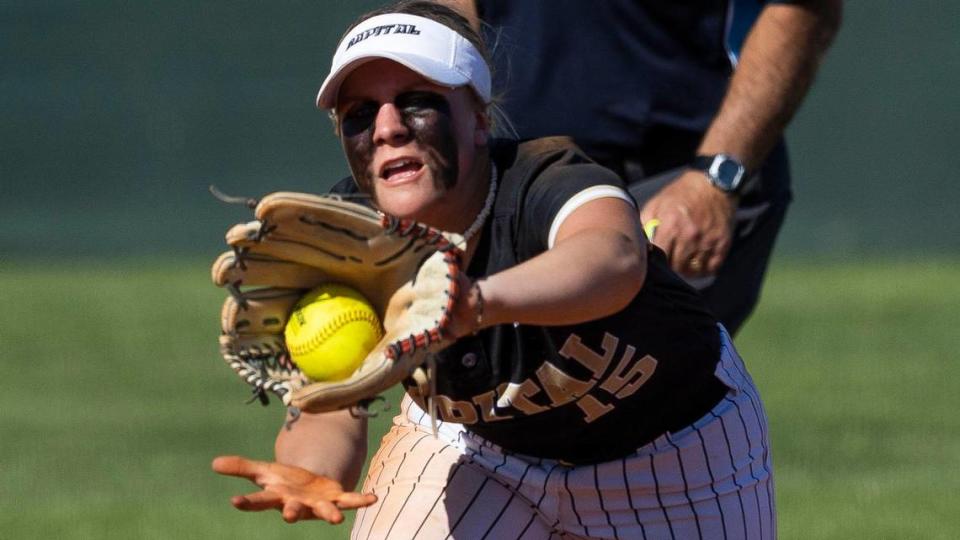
[{"left": 210, "top": 192, "right": 463, "bottom": 414}]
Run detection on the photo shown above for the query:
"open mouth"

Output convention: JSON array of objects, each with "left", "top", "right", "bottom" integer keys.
[{"left": 380, "top": 158, "right": 424, "bottom": 182}]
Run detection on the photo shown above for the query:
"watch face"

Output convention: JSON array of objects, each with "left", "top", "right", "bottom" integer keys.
[
  {"left": 711, "top": 155, "right": 745, "bottom": 191},
  {"left": 716, "top": 159, "right": 741, "bottom": 187}
]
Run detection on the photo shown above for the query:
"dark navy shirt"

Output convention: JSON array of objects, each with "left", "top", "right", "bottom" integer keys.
[{"left": 477, "top": 0, "right": 790, "bottom": 200}]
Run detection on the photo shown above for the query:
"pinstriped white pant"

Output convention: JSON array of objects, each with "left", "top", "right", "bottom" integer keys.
[{"left": 352, "top": 327, "right": 775, "bottom": 539}]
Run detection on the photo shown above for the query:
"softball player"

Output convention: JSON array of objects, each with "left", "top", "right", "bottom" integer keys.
[
  {"left": 213, "top": 2, "right": 776, "bottom": 538},
  {"left": 354, "top": 331, "right": 773, "bottom": 540}
]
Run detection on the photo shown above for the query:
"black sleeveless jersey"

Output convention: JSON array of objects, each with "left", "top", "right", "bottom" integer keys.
[{"left": 330, "top": 138, "right": 725, "bottom": 463}]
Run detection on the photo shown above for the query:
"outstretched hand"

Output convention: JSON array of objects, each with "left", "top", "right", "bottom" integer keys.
[
  {"left": 211, "top": 455, "right": 377, "bottom": 524},
  {"left": 639, "top": 170, "right": 737, "bottom": 277}
]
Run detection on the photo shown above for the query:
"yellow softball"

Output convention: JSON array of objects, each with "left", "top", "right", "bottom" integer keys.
[{"left": 284, "top": 283, "right": 383, "bottom": 382}]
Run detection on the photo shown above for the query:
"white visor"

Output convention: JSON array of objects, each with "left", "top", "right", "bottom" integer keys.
[{"left": 316, "top": 13, "right": 491, "bottom": 110}]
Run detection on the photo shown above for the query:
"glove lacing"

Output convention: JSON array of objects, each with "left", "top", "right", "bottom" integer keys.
[{"left": 423, "top": 164, "right": 497, "bottom": 436}]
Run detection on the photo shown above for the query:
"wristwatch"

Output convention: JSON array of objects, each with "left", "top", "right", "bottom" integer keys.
[{"left": 692, "top": 154, "right": 747, "bottom": 194}]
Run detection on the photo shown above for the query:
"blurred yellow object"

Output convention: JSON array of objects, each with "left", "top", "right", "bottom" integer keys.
[{"left": 643, "top": 218, "right": 661, "bottom": 241}]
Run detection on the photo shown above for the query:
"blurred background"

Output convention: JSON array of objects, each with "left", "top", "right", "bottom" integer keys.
[
  {"left": 2, "top": 1, "right": 958, "bottom": 539},
  {"left": 3, "top": 0, "right": 959, "bottom": 258}
]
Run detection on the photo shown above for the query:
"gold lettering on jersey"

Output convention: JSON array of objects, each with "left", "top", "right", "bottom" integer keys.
[
  {"left": 435, "top": 395, "right": 478, "bottom": 424},
  {"left": 599, "top": 347, "right": 658, "bottom": 398},
  {"left": 558, "top": 333, "right": 617, "bottom": 378},
  {"left": 575, "top": 394, "right": 616, "bottom": 423},
  {"left": 422, "top": 331, "right": 660, "bottom": 426},
  {"left": 558, "top": 332, "right": 659, "bottom": 423},
  {"left": 472, "top": 385, "right": 515, "bottom": 422},
  {"left": 496, "top": 380, "right": 550, "bottom": 415},
  {"left": 536, "top": 361, "right": 595, "bottom": 407}
]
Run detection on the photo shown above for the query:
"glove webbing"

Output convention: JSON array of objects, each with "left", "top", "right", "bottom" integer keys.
[{"left": 379, "top": 214, "right": 462, "bottom": 361}]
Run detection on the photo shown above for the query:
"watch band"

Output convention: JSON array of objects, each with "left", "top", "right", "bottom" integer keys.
[{"left": 691, "top": 155, "right": 715, "bottom": 172}]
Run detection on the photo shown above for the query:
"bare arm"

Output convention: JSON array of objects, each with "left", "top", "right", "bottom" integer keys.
[
  {"left": 641, "top": 0, "right": 843, "bottom": 275},
  {"left": 448, "top": 197, "right": 646, "bottom": 336},
  {"left": 699, "top": 0, "right": 843, "bottom": 168},
  {"left": 275, "top": 408, "right": 368, "bottom": 490}
]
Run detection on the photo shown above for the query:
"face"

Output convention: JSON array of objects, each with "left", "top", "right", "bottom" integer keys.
[{"left": 335, "top": 59, "right": 489, "bottom": 226}]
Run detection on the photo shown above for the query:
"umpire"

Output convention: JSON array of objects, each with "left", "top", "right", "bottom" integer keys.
[{"left": 453, "top": 0, "right": 842, "bottom": 334}]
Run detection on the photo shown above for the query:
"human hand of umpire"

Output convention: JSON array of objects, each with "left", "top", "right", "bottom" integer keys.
[
  {"left": 212, "top": 455, "right": 377, "bottom": 524},
  {"left": 639, "top": 170, "right": 736, "bottom": 277}
]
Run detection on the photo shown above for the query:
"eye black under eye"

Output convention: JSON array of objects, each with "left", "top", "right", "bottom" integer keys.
[
  {"left": 344, "top": 101, "right": 377, "bottom": 122},
  {"left": 341, "top": 101, "right": 378, "bottom": 137},
  {"left": 395, "top": 91, "right": 450, "bottom": 115},
  {"left": 339, "top": 92, "right": 451, "bottom": 138}
]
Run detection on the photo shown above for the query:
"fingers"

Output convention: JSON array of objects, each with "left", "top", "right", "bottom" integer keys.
[
  {"left": 228, "top": 489, "right": 370, "bottom": 524},
  {"left": 281, "top": 500, "right": 313, "bottom": 523},
  {"left": 306, "top": 491, "right": 377, "bottom": 523},
  {"left": 228, "top": 489, "right": 371, "bottom": 524},
  {"left": 231, "top": 490, "right": 284, "bottom": 511},
  {"left": 704, "top": 246, "right": 728, "bottom": 274},
  {"left": 657, "top": 224, "right": 728, "bottom": 277},
  {"left": 685, "top": 228, "right": 732, "bottom": 276},
  {"left": 676, "top": 247, "right": 721, "bottom": 277},
  {"left": 641, "top": 209, "right": 731, "bottom": 277},
  {"left": 286, "top": 491, "right": 378, "bottom": 523},
  {"left": 639, "top": 171, "right": 737, "bottom": 277},
  {"left": 212, "top": 455, "right": 267, "bottom": 480},
  {"left": 335, "top": 491, "right": 379, "bottom": 509},
  {"left": 682, "top": 255, "right": 704, "bottom": 275},
  {"left": 312, "top": 501, "right": 345, "bottom": 524},
  {"left": 229, "top": 491, "right": 340, "bottom": 523},
  {"left": 282, "top": 499, "right": 344, "bottom": 524}
]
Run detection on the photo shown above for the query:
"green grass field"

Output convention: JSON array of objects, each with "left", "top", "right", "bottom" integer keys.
[{"left": 2, "top": 258, "right": 958, "bottom": 539}]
